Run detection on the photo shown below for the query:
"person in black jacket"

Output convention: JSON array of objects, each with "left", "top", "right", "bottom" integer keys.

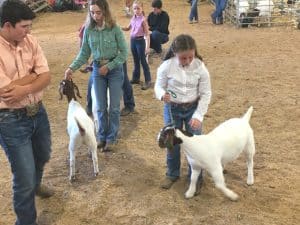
[{"left": 147, "top": 0, "right": 169, "bottom": 54}]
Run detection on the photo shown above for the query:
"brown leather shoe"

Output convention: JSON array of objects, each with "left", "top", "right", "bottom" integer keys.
[
  {"left": 160, "top": 177, "right": 178, "bottom": 189},
  {"left": 130, "top": 79, "right": 140, "bottom": 84},
  {"left": 120, "top": 107, "right": 134, "bottom": 116},
  {"left": 97, "top": 141, "right": 106, "bottom": 149},
  {"left": 35, "top": 184, "right": 54, "bottom": 198},
  {"left": 141, "top": 81, "right": 151, "bottom": 90}
]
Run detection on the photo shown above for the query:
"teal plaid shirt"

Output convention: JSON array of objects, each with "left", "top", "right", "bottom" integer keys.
[{"left": 69, "top": 25, "right": 128, "bottom": 71}]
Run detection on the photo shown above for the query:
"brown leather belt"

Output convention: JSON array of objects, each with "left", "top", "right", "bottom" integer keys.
[
  {"left": 170, "top": 99, "right": 198, "bottom": 109},
  {"left": 0, "top": 101, "right": 42, "bottom": 117},
  {"left": 132, "top": 36, "right": 144, "bottom": 40},
  {"left": 94, "top": 58, "right": 114, "bottom": 67}
]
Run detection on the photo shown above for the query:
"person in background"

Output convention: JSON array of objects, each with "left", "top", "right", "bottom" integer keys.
[
  {"left": 120, "top": 62, "right": 135, "bottom": 115},
  {"left": 123, "top": 0, "right": 152, "bottom": 90},
  {"left": 64, "top": 0, "right": 128, "bottom": 151},
  {"left": 147, "top": 0, "right": 169, "bottom": 55},
  {"left": 189, "top": 0, "right": 199, "bottom": 24},
  {"left": 0, "top": 0, "right": 54, "bottom": 224},
  {"left": 211, "top": 0, "right": 227, "bottom": 24},
  {"left": 154, "top": 34, "right": 211, "bottom": 190},
  {"left": 124, "top": 0, "right": 133, "bottom": 16},
  {"left": 78, "top": 23, "right": 93, "bottom": 73}
]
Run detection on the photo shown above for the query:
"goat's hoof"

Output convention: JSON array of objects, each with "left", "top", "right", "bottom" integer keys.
[
  {"left": 247, "top": 181, "right": 254, "bottom": 186},
  {"left": 229, "top": 193, "right": 239, "bottom": 201},
  {"left": 247, "top": 179, "right": 254, "bottom": 186},
  {"left": 185, "top": 191, "right": 195, "bottom": 199},
  {"left": 69, "top": 176, "right": 76, "bottom": 182},
  {"left": 94, "top": 172, "right": 99, "bottom": 177}
]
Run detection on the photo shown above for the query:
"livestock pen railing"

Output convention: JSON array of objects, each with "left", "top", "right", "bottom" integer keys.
[{"left": 210, "top": 0, "right": 300, "bottom": 28}]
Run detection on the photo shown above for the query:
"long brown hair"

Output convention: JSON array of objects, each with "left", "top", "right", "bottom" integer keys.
[
  {"left": 86, "top": 0, "right": 116, "bottom": 29},
  {"left": 163, "top": 34, "right": 203, "bottom": 61}
]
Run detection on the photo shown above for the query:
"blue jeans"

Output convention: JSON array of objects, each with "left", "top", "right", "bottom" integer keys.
[
  {"left": 189, "top": 0, "right": 199, "bottom": 21},
  {"left": 87, "top": 62, "right": 135, "bottom": 112},
  {"left": 163, "top": 103, "right": 201, "bottom": 180},
  {"left": 122, "top": 62, "right": 135, "bottom": 110},
  {"left": 211, "top": 0, "right": 227, "bottom": 21},
  {"left": 150, "top": 30, "right": 169, "bottom": 53},
  {"left": 92, "top": 63, "right": 124, "bottom": 143},
  {"left": 130, "top": 37, "right": 151, "bottom": 83},
  {"left": 0, "top": 104, "right": 51, "bottom": 225}
]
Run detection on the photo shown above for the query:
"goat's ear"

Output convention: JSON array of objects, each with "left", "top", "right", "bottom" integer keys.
[
  {"left": 73, "top": 83, "right": 82, "bottom": 99},
  {"left": 174, "top": 137, "right": 183, "bottom": 145}
]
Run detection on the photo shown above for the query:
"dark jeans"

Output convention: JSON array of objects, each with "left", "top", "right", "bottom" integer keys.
[
  {"left": 87, "top": 62, "right": 135, "bottom": 112},
  {"left": 211, "top": 0, "right": 227, "bottom": 21},
  {"left": 130, "top": 37, "right": 151, "bottom": 83},
  {"left": 163, "top": 103, "right": 202, "bottom": 180},
  {"left": 150, "top": 30, "right": 169, "bottom": 53},
  {"left": 122, "top": 62, "right": 135, "bottom": 110},
  {"left": 189, "top": 0, "right": 199, "bottom": 21},
  {"left": 0, "top": 104, "right": 51, "bottom": 225}
]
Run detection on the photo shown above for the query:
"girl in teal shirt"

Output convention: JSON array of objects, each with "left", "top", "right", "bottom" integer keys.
[{"left": 65, "top": 0, "right": 128, "bottom": 151}]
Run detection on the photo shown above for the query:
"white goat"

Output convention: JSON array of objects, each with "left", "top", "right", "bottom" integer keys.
[
  {"left": 255, "top": 0, "right": 274, "bottom": 26},
  {"left": 158, "top": 106, "right": 255, "bottom": 201},
  {"left": 255, "top": 0, "right": 274, "bottom": 17},
  {"left": 91, "top": 84, "right": 99, "bottom": 133},
  {"left": 59, "top": 80, "right": 99, "bottom": 181},
  {"left": 234, "top": 0, "right": 250, "bottom": 16}
]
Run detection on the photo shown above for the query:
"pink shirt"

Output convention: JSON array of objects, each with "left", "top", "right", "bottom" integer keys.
[
  {"left": 0, "top": 34, "right": 49, "bottom": 109},
  {"left": 130, "top": 15, "right": 146, "bottom": 38}
]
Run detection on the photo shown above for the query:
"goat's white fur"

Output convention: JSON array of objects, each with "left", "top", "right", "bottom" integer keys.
[
  {"left": 176, "top": 106, "right": 255, "bottom": 201},
  {"left": 255, "top": 0, "right": 274, "bottom": 17},
  {"left": 67, "top": 99, "right": 99, "bottom": 181},
  {"left": 255, "top": 0, "right": 274, "bottom": 26},
  {"left": 234, "top": 0, "right": 249, "bottom": 16},
  {"left": 91, "top": 84, "right": 98, "bottom": 133}
]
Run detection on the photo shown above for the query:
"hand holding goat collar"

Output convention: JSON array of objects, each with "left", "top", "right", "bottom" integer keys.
[{"left": 59, "top": 79, "right": 82, "bottom": 102}]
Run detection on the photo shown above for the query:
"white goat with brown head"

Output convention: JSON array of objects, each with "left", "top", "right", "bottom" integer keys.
[
  {"left": 59, "top": 79, "right": 99, "bottom": 181},
  {"left": 157, "top": 106, "right": 255, "bottom": 201}
]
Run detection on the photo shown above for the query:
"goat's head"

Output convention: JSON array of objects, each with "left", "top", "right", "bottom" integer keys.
[
  {"left": 59, "top": 79, "right": 82, "bottom": 102},
  {"left": 157, "top": 124, "right": 183, "bottom": 150}
]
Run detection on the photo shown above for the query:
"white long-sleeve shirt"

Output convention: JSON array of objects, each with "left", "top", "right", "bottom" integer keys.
[{"left": 154, "top": 57, "right": 212, "bottom": 122}]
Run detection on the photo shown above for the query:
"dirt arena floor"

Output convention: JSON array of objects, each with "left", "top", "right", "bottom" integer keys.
[{"left": 0, "top": 0, "right": 299, "bottom": 224}]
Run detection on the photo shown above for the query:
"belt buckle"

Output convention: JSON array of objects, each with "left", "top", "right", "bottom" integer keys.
[
  {"left": 99, "top": 59, "right": 109, "bottom": 66},
  {"left": 26, "top": 103, "right": 39, "bottom": 117}
]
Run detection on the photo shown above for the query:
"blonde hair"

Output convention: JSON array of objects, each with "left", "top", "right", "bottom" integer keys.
[
  {"left": 133, "top": 0, "right": 143, "bottom": 7},
  {"left": 132, "top": 0, "right": 145, "bottom": 15}
]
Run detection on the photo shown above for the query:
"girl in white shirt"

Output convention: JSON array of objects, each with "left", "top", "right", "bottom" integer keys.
[{"left": 154, "top": 34, "right": 212, "bottom": 190}]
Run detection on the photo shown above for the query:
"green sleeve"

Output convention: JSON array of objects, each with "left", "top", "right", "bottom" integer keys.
[
  {"left": 106, "top": 26, "right": 128, "bottom": 71},
  {"left": 69, "top": 28, "right": 91, "bottom": 71}
]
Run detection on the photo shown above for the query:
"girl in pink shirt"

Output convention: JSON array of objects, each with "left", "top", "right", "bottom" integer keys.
[{"left": 123, "top": 0, "right": 151, "bottom": 90}]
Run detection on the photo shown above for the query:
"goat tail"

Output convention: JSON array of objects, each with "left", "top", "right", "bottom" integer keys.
[
  {"left": 243, "top": 106, "right": 253, "bottom": 122},
  {"left": 74, "top": 116, "right": 86, "bottom": 136}
]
